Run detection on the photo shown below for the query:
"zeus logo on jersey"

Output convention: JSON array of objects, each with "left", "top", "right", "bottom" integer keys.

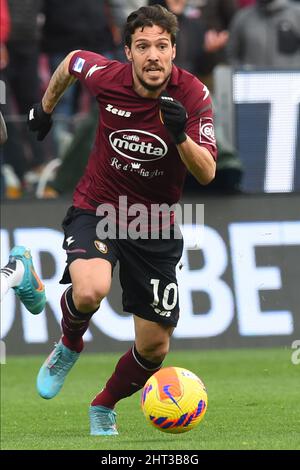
[
  {"left": 106, "top": 104, "right": 131, "bottom": 118},
  {"left": 109, "top": 130, "right": 168, "bottom": 162},
  {"left": 199, "top": 117, "right": 216, "bottom": 146}
]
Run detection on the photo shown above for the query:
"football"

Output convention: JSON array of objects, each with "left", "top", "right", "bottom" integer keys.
[{"left": 141, "top": 366, "right": 208, "bottom": 434}]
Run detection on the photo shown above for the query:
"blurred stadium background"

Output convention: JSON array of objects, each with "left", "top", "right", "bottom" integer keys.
[{"left": 1, "top": 0, "right": 299, "bottom": 450}]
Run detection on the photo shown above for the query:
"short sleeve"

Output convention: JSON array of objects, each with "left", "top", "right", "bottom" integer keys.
[
  {"left": 69, "top": 50, "right": 113, "bottom": 96},
  {"left": 185, "top": 78, "right": 217, "bottom": 161}
]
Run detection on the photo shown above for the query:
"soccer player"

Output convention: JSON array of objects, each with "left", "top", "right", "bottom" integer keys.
[
  {"left": 0, "top": 246, "right": 46, "bottom": 314},
  {"left": 27, "top": 5, "right": 217, "bottom": 436}
]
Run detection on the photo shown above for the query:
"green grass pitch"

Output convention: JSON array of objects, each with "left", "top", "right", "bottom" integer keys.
[{"left": 1, "top": 348, "right": 299, "bottom": 450}]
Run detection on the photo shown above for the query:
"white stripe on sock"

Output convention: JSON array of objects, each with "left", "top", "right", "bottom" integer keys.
[
  {"left": 64, "top": 287, "right": 87, "bottom": 324},
  {"left": 64, "top": 286, "right": 77, "bottom": 317},
  {"left": 132, "top": 346, "right": 162, "bottom": 371}
]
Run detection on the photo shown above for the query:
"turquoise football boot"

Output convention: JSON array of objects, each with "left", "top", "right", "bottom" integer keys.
[
  {"left": 37, "top": 340, "right": 80, "bottom": 399},
  {"left": 9, "top": 246, "right": 46, "bottom": 314},
  {"left": 89, "top": 405, "right": 118, "bottom": 436}
]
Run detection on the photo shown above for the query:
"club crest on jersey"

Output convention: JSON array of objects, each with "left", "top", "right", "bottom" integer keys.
[
  {"left": 94, "top": 240, "right": 108, "bottom": 254},
  {"left": 199, "top": 117, "right": 216, "bottom": 146},
  {"left": 109, "top": 129, "right": 167, "bottom": 162}
]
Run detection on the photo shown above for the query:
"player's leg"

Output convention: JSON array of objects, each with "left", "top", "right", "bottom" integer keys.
[
  {"left": 36, "top": 257, "right": 112, "bottom": 400},
  {"left": 36, "top": 207, "right": 117, "bottom": 400},
  {"left": 90, "top": 316, "right": 172, "bottom": 436},
  {"left": 92, "top": 316, "right": 172, "bottom": 407},
  {"left": 59, "top": 258, "right": 112, "bottom": 351},
  {"left": 134, "top": 315, "right": 174, "bottom": 362},
  {"left": 0, "top": 246, "right": 46, "bottom": 314},
  {"left": 89, "top": 233, "right": 182, "bottom": 436}
]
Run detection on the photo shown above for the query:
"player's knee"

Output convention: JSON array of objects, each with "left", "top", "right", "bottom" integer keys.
[
  {"left": 72, "top": 286, "right": 106, "bottom": 313},
  {"left": 138, "top": 340, "right": 170, "bottom": 364}
]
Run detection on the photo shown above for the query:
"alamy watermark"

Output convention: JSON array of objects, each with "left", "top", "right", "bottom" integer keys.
[
  {"left": 95, "top": 196, "right": 204, "bottom": 245},
  {"left": 291, "top": 340, "right": 300, "bottom": 365}
]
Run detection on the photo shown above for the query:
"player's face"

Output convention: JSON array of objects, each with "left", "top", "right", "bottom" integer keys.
[{"left": 125, "top": 25, "right": 176, "bottom": 97}]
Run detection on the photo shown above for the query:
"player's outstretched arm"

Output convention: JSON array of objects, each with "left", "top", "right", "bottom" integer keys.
[
  {"left": 28, "top": 50, "right": 79, "bottom": 141},
  {"left": 41, "top": 50, "right": 79, "bottom": 114}
]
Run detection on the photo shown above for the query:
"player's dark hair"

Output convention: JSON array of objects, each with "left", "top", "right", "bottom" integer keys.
[{"left": 124, "top": 5, "right": 178, "bottom": 48}]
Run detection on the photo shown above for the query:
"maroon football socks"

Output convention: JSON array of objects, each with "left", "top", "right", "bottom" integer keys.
[
  {"left": 91, "top": 345, "right": 162, "bottom": 409},
  {"left": 60, "top": 287, "right": 96, "bottom": 353}
]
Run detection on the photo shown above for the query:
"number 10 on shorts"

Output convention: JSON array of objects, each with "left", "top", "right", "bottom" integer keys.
[{"left": 150, "top": 279, "right": 178, "bottom": 318}]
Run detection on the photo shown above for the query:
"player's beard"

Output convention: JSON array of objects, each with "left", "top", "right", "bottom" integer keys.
[{"left": 137, "top": 72, "right": 171, "bottom": 92}]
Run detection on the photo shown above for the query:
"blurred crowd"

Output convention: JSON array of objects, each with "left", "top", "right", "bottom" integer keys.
[{"left": 1, "top": 0, "right": 300, "bottom": 199}]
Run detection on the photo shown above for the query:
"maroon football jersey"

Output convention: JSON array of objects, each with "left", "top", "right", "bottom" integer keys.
[{"left": 69, "top": 51, "right": 217, "bottom": 212}]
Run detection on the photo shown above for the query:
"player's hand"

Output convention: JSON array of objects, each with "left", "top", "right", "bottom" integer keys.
[
  {"left": 27, "top": 102, "right": 53, "bottom": 141},
  {"left": 159, "top": 91, "right": 188, "bottom": 145}
]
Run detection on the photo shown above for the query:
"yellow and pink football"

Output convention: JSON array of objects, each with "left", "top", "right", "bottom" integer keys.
[{"left": 141, "top": 367, "right": 208, "bottom": 434}]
